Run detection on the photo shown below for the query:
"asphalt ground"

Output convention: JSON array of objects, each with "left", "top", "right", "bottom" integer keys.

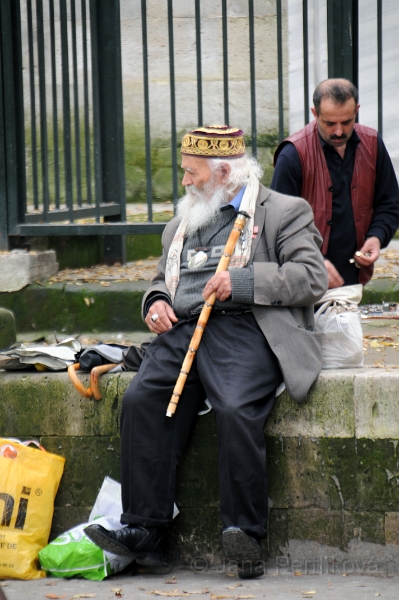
[{"left": 2, "top": 566, "right": 399, "bottom": 600}]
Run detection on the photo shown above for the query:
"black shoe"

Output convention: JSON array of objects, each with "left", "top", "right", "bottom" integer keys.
[
  {"left": 84, "top": 524, "right": 170, "bottom": 567},
  {"left": 221, "top": 526, "right": 264, "bottom": 579}
]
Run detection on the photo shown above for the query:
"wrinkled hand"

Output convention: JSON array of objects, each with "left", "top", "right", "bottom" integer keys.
[
  {"left": 324, "top": 259, "right": 344, "bottom": 289},
  {"left": 202, "top": 271, "right": 232, "bottom": 302},
  {"left": 145, "top": 300, "right": 178, "bottom": 334},
  {"left": 354, "top": 236, "right": 381, "bottom": 267}
]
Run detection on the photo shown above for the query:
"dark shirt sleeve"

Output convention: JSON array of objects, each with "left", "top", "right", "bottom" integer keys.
[
  {"left": 366, "top": 134, "right": 399, "bottom": 248},
  {"left": 270, "top": 143, "right": 303, "bottom": 197},
  {"left": 143, "top": 292, "right": 171, "bottom": 318}
]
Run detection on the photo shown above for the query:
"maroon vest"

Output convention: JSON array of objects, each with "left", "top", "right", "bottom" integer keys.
[{"left": 275, "top": 121, "right": 378, "bottom": 284}]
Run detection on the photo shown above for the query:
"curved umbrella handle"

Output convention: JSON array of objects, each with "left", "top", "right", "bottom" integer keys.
[
  {"left": 67, "top": 363, "right": 93, "bottom": 398},
  {"left": 90, "top": 363, "right": 120, "bottom": 400}
]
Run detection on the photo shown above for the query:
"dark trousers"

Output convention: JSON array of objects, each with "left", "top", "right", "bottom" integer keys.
[{"left": 120, "top": 312, "right": 282, "bottom": 539}]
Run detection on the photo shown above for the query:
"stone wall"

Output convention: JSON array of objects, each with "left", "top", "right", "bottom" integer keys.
[{"left": 1, "top": 367, "right": 399, "bottom": 573}]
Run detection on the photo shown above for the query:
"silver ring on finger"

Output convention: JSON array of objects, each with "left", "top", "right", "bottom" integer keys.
[{"left": 151, "top": 313, "right": 159, "bottom": 323}]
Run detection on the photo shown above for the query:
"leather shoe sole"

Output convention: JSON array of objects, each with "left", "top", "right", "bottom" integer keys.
[{"left": 221, "top": 527, "right": 264, "bottom": 579}]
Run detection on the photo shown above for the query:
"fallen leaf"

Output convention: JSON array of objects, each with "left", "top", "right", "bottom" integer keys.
[
  {"left": 84, "top": 297, "right": 91, "bottom": 306},
  {"left": 237, "top": 596, "right": 255, "bottom": 599},
  {"left": 165, "top": 577, "right": 177, "bottom": 584},
  {"left": 210, "top": 595, "right": 233, "bottom": 600},
  {"left": 342, "top": 573, "right": 347, "bottom": 576},
  {"left": 151, "top": 592, "right": 189, "bottom": 598},
  {"left": 294, "top": 571, "right": 302, "bottom": 576},
  {"left": 45, "top": 595, "right": 66, "bottom": 599},
  {"left": 226, "top": 585, "right": 242, "bottom": 590}
]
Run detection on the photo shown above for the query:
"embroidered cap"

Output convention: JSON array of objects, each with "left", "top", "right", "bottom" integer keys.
[{"left": 181, "top": 125, "right": 246, "bottom": 158}]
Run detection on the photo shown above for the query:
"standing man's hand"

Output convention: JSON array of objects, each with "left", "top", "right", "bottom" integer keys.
[
  {"left": 324, "top": 259, "right": 345, "bottom": 289},
  {"left": 145, "top": 300, "right": 178, "bottom": 334},
  {"left": 355, "top": 236, "right": 381, "bottom": 266}
]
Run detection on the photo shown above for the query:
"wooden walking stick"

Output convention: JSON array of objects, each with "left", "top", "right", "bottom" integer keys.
[{"left": 166, "top": 210, "right": 250, "bottom": 417}]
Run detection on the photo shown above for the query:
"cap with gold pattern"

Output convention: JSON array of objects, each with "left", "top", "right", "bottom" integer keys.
[{"left": 181, "top": 125, "right": 246, "bottom": 158}]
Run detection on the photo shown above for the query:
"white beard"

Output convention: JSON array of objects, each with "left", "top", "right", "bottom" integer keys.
[{"left": 176, "top": 181, "right": 230, "bottom": 235}]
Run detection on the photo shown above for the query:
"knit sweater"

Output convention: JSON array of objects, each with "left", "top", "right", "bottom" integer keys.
[{"left": 173, "top": 206, "right": 254, "bottom": 318}]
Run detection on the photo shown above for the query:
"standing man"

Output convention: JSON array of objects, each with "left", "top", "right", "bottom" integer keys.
[
  {"left": 85, "top": 125, "right": 327, "bottom": 578},
  {"left": 271, "top": 78, "right": 399, "bottom": 288}
]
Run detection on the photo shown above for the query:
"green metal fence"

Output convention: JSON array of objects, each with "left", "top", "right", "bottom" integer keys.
[{"left": 0, "top": 0, "right": 363, "bottom": 261}]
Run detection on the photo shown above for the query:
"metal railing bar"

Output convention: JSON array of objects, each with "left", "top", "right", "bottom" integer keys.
[
  {"left": 81, "top": 0, "right": 92, "bottom": 206},
  {"left": 49, "top": 0, "right": 60, "bottom": 209},
  {"left": 222, "top": 0, "right": 229, "bottom": 125},
  {"left": 27, "top": 0, "right": 39, "bottom": 210},
  {"left": 377, "top": 0, "right": 382, "bottom": 136},
  {"left": 24, "top": 202, "right": 122, "bottom": 223},
  {"left": 89, "top": 0, "right": 102, "bottom": 222},
  {"left": 167, "top": 0, "right": 178, "bottom": 207},
  {"left": 0, "top": 13, "right": 7, "bottom": 249},
  {"left": 16, "top": 223, "right": 167, "bottom": 236},
  {"left": 71, "top": 0, "right": 82, "bottom": 207},
  {"left": 36, "top": 0, "right": 50, "bottom": 221},
  {"left": 276, "top": 0, "right": 284, "bottom": 142},
  {"left": 195, "top": 0, "right": 203, "bottom": 126},
  {"left": 141, "top": 0, "right": 153, "bottom": 222},
  {"left": 60, "top": 0, "right": 74, "bottom": 221},
  {"left": 248, "top": 0, "right": 257, "bottom": 157},
  {"left": 302, "top": 0, "right": 309, "bottom": 125}
]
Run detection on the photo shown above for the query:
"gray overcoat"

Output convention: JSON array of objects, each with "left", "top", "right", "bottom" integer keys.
[{"left": 142, "top": 184, "right": 328, "bottom": 403}]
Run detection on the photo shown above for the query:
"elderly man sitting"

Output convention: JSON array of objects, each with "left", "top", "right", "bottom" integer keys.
[{"left": 85, "top": 125, "right": 328, "bottom": 578}]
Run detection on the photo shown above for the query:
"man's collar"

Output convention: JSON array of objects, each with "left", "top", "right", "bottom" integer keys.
[{"left": 221, "top": 186, "right": 246, "bottom": 211}]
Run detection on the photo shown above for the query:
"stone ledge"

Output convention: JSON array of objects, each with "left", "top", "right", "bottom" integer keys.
[
  {"left": 1, "top": 367, "right": 399, "bottom": 566},
  {"left": 0, "top": 250, "right": 58, "bottom": 292}
]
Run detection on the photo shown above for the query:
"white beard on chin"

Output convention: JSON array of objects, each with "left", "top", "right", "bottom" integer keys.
[{"left": 176, "top": 181, "right": 230, "bottom": 235}]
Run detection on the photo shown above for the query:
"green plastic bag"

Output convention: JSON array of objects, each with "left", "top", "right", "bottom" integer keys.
[{"left": 39, "top": 516, "right": 133, "bottom": 581}]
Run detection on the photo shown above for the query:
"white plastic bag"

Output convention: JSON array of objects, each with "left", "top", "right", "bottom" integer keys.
[{"left": 315, "top": 285, "right": 364, "bottom": 369}]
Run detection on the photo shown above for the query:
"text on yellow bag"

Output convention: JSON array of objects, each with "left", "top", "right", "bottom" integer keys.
[{"left": 0, "top": 438, "right": 65, "bottom": 580}]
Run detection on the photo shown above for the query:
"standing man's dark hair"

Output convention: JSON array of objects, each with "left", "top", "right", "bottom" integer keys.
[{"left": 313, "top": 78, "right": 359, "bottom": 115}]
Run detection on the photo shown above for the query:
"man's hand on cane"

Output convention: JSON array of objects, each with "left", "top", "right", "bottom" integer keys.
[
  {"left": 202, "top": 271, "right": 232, "bottom": 302},
  {"left": 146, "top": 300, "right": 178, "bottom": 334}
]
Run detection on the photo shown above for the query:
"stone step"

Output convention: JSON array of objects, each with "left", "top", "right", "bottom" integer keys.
[
  {"left": 0, "top": 280, "right": 150, "bottom": 335},
  {"left": 0, "top": 276, "right": 399, "bottom": 339}
]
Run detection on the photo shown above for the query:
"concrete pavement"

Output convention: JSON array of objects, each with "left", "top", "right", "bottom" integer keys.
[{"left": 2, "top": 566, "right": 399, "bottom": 600}]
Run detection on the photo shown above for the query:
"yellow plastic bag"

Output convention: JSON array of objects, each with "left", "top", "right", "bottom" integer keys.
[{"left": 0, "top": 438, "right": 65, "bottom": 580}]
